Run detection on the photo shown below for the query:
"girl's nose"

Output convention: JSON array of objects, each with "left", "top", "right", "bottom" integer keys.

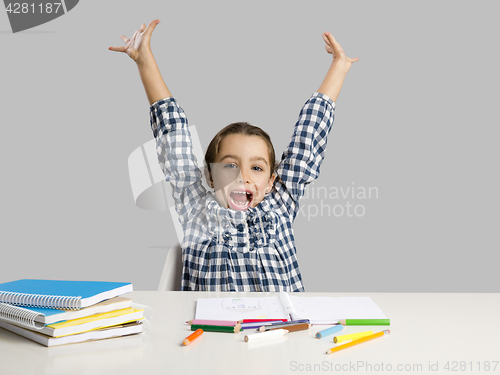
[{"left": 238, "top": 171, "right": 250, "bottom": 184}]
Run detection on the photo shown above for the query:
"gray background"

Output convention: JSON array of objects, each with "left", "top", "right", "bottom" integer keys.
[{"left": 1, "top": 1, "right": 498, "bottom": 291}]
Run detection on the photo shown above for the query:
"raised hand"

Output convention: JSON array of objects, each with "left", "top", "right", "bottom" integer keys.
[
  {"left": 109, "top": 19, "right": 171, "bottom": 104},
  {"left": 109, "top": 20, "right": 160, "bottom": 65},
  {"left": 322, "top": 32, "right": 359, "bottom": 71},
  {"left": 317, "top": 32, "right": 358, "bottom": 101}
]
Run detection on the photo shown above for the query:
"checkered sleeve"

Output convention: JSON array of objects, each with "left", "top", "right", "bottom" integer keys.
[
  {"left": 150, "top": 97, "right": 207, "bottom": 225},
  {"left": 277, "top": 92, "right": 336, "bottom": 220}
]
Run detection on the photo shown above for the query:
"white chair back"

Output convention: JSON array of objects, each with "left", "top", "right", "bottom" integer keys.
[{"left": 127, "top": 126, "right": 206, "bottom": 290}]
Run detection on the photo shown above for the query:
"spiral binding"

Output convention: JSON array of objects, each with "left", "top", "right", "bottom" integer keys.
[
  {"left": 0, "top": 302, "right": 45, "bottom": 329},
  {"left": 131, "top": 303, "right": 153, "bottom": 334},
  {"left": 132, "top": 303, "right": 153, "bottom": 321},
  {"left": 0, "top": 300, "right": 153, "bottom": 334},
  {"left": 0, "top": 291, "right": 81, "bottom": 310},
  {"left": 140, "top": 319, "right": 152, "bottom": 334}
]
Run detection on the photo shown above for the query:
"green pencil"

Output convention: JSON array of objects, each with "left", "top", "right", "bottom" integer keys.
[
  {"left": 344, "top": 319, "right": 390, "bottom": 326},
  {"left": 190, "top": 324, "right": 242, "bottom": 333}
]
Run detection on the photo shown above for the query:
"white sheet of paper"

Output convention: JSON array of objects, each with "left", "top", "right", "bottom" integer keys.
[
  {"left": 194, "top": 295, "right": 388, "bottom": 324},
  {"left": 195, "top": 297, "right": 287, "bottom": 320},
  {"left": 289, "top": 296, "right": 388, "bottom": 323}
]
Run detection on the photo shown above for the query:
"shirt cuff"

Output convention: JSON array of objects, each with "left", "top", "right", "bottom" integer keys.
[
  {"left": 312, "top": 92, "right": 336, "bottom": 110},
  {"left": 150, "top": 96, "right": 176, "bottom": 111}
]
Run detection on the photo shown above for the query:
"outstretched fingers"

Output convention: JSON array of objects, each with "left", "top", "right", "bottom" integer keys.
[
  {"left": 108, "top": 45, "right": 127, "bottom": 52},
  {"left": 322, "top": 32, "right": 358, "bottom": 64},
  {"left": 323, "top": 32, "right": 344, "bottom": 56},
  {"left": 109, "top": 34, "right": 131, "bottom": 52},
  {"left": 143, "top": 19, "right": 160, "bottom": 38},
  {"left": 108, "top": 20, "right": 160, "bottom": 54}
]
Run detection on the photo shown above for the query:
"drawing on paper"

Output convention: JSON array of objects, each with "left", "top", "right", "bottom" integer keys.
[{"left": 221, "top": 299, "right": 262, "bottom": 313}]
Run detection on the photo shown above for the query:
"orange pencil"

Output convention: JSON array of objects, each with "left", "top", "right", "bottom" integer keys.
[
  {"left": 183, "top": 328, "right": 203, "bottom": 346},
  {"left": 326, "top": 330, "right": 390, "bottom": 354}
]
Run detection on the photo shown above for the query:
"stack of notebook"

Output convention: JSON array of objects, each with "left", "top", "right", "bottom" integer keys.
[{"left": 0, "top": 279, "right": 152, "bottom": 347}]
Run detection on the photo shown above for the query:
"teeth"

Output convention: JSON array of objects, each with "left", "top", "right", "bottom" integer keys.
[
  {"left": 231, "top": 191, "right": 252, "bottom": 197},
  {"left": 231, "top": 198, "right": 248, "bottom": 207},
  {"left": 229, "top": 190, "right": 252, "bottom": 209}
]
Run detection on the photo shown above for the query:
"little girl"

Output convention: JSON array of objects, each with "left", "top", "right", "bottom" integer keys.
[{"left": 110, "top": 20, "right": 358, "bottom": 292}]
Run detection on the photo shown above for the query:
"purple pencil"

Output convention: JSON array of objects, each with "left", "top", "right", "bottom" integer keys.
[{"left": 240, "top": 320, "right": 286, "bottom": 330}]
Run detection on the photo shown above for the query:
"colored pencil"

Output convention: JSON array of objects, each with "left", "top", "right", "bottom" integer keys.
[
  {"left": 244, "top": 329, "right": 289, "bottom": 342},
  {"left": 268, "top": 319, "right": 310, "bottom": 326},
  {"left": 241, "top": 319, "right": 287, "bottom": 323},
  {"left": 190, "top": 324, "right": 242, "bottom": 333},
  {"left": 258, "top": 322, "right": 310, "bottom": 333},
  {"left": 183, "top": 329, "right": 203, "bottom": 345},
  {"left": 315, "top": 324, "right": 343, "bottom": 339},
  {"left": 187, "top": 319, "right": 242, "bottom": 326},
  {"left": 326, "top": 330, "right": 390, "bottom": 354},
  {"left": 240, "top": 321, "right": 285, "bottom": 330},
  {"left": 345, "top": 319, "right": 390, "bottom": 326},
  {"left": 333, "top": 330, "right": 373, "bottom": 343}
]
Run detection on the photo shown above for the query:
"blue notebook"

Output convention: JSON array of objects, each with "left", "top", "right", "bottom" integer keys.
[{"left": 0, "top": 279, "right": 133, "bottom": 309}]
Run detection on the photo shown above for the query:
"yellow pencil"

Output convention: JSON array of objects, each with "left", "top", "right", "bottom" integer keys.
[
  {"left": 326, "top": 330, "right": 390, "bottom": 354},
  {"left": 333, "top": 330, "right": 373, "bottom": 343}
]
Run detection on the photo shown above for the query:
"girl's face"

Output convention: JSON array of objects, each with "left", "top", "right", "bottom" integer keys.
[{"left": 209, "top": 133, "right": 275, "bottom": 211}]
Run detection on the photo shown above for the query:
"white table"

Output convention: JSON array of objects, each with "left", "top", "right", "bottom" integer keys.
[{"left": 1, "top": 292, "right": 499, "bottom": 375}]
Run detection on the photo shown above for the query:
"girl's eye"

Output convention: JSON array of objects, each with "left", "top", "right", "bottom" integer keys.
[
  {"left": 224, "top": 163, "right": 238, "bottom": 169},
  {"left": 252, "top": 166, "right": 263, "bottom": 171}
]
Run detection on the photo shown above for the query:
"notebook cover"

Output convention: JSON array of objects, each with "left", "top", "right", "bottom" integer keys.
[
  {"left": 0, "top": 320, "right": 143, "bottom": 347},
  {"left": 0, "top": 279, "right": 131, "bottom": 299},
  {"left": 30, "top": 297, "right": 133, "bottom": 323}
]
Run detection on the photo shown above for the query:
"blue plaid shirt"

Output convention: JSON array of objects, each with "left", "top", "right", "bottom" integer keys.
[{"left": 150, "top": 92, "right": 335, "bottom": 291}]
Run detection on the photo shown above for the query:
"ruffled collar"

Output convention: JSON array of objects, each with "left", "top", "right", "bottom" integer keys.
[{"left": 205, "top": 193, "right": 277, "bottom": 250}]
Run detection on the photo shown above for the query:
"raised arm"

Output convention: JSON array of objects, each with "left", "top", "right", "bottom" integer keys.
[
  {"left": 109, "top": 20, "right": 171, "bottom": 105},
  {"left": 317, "top": 32, "right": 358, "bottom": 102},
  {"left": 274, "top": 33, "right": 357, "bottom": 220},
  {"left": 110, "top": 20, "right": 207, "bottom": 228}
]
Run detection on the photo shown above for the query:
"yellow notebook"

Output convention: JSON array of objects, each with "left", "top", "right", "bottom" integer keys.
[{"left": 36, "top": 307, "right": 144, "bottom": 337}]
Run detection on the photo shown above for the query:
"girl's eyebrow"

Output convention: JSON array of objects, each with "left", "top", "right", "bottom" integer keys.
[
  {"left": 219, "top": 155, "right": 268, "bottom": 166},
  {"left": 219, "top": 155, "right": 239, "bottom": 162},
  {"left": 250, "top": 156, "right": 269, "bottom": 166}
]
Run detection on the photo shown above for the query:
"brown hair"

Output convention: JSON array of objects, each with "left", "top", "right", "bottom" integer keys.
[{"left": 204, "top": 122, "right": 277, "bottom": 178}]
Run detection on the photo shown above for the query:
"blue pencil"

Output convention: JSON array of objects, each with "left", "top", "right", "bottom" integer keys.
[{"left": 315, "top": 324, "right": 343, "bottom": 339}]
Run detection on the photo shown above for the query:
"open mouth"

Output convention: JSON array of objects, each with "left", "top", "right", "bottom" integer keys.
[{"left": 228, "top": 190, "right": 253, "bottom": 210}]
